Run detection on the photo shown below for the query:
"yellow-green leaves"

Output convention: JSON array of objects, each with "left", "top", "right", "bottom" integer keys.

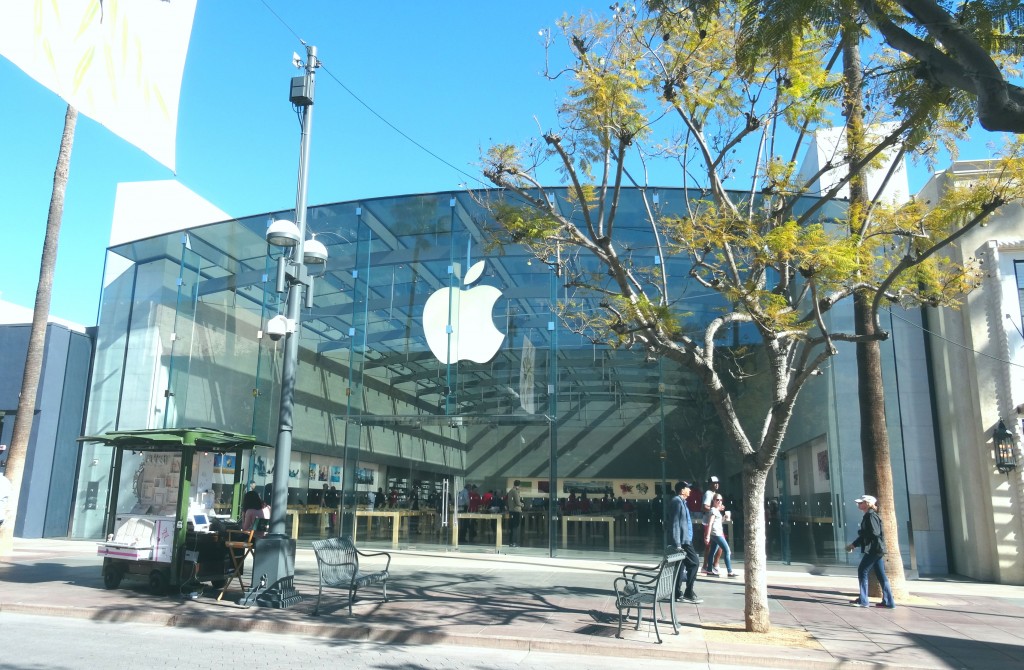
[{"left": 492, "top": 203, "right": 562, "bottom": 244}]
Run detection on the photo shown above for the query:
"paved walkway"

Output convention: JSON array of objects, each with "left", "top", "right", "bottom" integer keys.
[{"left": 2, "top": 538, "right": 1023, "bottom": 669}]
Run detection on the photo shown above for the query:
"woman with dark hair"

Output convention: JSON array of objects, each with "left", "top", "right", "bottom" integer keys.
[
  {"left": 241, "top": 483, "right": 264, "bottom": 531},
  {"left": 846, "top": 494, "right": 895, "bottom": 608}
]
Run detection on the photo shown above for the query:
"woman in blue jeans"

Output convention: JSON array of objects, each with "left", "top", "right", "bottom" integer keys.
[
  {"left": 846, "top": 494, "right": 895, "bottom": 608},
  {"left": 702, "top": 495, "right": 738, "bottom": 578}
]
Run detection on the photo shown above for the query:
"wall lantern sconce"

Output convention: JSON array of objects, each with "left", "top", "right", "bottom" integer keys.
[{"left": 993, "top": 420, "right": 1018, "bottom": 474}]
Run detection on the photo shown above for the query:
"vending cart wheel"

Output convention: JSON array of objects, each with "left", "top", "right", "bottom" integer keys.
[
  {"left": 148, "top": 569, "right": 169, "bottom": 595},
  {"left": 103, "top": 566, "right": 124, "bottom": 589}
]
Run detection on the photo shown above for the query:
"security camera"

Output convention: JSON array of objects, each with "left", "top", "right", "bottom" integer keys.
[{"left": 266, "top": 314, "right": 290, "bottom": 341}]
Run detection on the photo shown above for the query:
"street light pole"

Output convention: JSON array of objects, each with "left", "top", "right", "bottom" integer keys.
[{"left": 246, "top": 44, "right": 319, "bottom": 609}]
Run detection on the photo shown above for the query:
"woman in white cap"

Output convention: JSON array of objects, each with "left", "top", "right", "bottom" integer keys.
[{"left": 846, "top": 494, "right": 895, "bottom": 608}]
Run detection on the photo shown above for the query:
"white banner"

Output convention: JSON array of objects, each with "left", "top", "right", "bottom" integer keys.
[
  {"left": 519, "top": 335, "right": 536, "bottom": 414},
  {"left": 0, "top": 0, "right": 197, "bottom": 171}
]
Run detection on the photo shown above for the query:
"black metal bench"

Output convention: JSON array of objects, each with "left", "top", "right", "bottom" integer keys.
[
  {"left": 612, "top": 551, "right": 685, "bottom": 643},
  {"left": 310, "top": 536, "right": 391, "bottom": 615}
]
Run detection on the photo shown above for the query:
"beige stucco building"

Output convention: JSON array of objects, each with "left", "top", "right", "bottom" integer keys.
[{"left": 920, "top": 160, "right": 1024, "bottom": 584}]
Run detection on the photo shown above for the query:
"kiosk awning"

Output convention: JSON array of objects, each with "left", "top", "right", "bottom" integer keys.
[{"left": 78, "top": 427, "right": 272, "bottom": 453}]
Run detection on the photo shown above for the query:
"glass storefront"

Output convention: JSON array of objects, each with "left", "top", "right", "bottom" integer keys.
[{"left": 72, "top": 187, "right": 912, "bottom": 566}]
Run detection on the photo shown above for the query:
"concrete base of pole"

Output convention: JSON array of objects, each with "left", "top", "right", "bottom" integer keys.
[{"left": 247, "top": 534, "right": 301, "bottom": 609}]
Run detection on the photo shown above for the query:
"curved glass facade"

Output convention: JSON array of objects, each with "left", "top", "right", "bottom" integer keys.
[{"left": 73, "top": 187, "right": 918, "bottom": 567}]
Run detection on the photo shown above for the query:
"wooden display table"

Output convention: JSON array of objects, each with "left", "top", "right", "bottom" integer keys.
[
  {"left": 284, "top": 506, "right": 332, "bottom": 539},
  {"left": 452, "top": 512, "right": 505, "bottom": 548},
  {"left": 352, "top": 512, "right": 399, "bottom": 549}
]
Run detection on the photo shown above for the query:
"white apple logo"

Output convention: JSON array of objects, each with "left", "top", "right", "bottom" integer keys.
[{"left": 423, "top": 260, "right": 505, "bottom": 364}]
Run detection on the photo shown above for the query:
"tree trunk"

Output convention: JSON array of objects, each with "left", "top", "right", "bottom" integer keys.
[
  {"left": 853, "top": 295, "right": 909, "bottom": 599},
  {"left": 741, "top": 463, "right": 771, "bottom": 632},
  {"left": 0, "top": 105, "right": 76, "bottom": 556},
  {"left": 842, "top": 16, "right": 908, "bottom": 599}
]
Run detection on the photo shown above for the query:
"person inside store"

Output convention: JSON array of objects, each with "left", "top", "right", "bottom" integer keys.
[
  {"left": 846, "top": 494, "right": 895, "bottom": 608},
  {"left": 325, "top": 485, "right": 340, "bottom": 533},
  {"left": 507, "top": 480, "right": 524, "bottom": 547},
  {"left": 457, "top": 483, "right": 473, "bottom": 542},
  {"left": 669, "top": 480, "right": 702, "bottom": 604}
]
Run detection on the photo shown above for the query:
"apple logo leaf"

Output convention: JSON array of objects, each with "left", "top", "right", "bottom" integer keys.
[{"left": 463, "top": 260, "right": 485, "bottom": 286}]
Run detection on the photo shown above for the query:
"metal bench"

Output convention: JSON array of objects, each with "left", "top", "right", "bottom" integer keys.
[
  {"left": 310, "top": 536, "right": 391, "bottom": 615},
  {"left": 613, "top": 551, "right": 685, "bottom": 643}
]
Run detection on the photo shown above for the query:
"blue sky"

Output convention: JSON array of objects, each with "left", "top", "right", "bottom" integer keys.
[
  {"left": 0, "top": 1, "right": 997, "bottom": 326},
  {"left": 0, "top": 1, "right": 583, "bottom": 325}
]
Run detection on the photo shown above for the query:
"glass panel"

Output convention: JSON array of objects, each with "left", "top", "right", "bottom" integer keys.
[
  {"left": 77, "top": 188, "right": 860, "bottom": 569},
  {"left": 1016, "top": 260, "right": 1024, "bottom": 320},
  {"left": 162, "top": 235, "right": 202, "bottom": 427}
]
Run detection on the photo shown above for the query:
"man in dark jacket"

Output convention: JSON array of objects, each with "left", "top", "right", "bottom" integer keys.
[
  {"left": 846, "top": 494, "right": 895, "bottom": 608},
  {"left": 507, "top": 480, "right": 524, "bottom": 547},
  {"left": 669, "top": 480, "right": 701, "bottom": 604}
]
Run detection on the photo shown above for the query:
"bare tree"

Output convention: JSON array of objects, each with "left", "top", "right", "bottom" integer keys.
[{"left": 479, "top": 5, "right": 1024, "bottom": 631}]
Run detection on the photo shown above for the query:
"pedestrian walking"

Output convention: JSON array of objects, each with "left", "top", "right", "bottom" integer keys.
[
  {"left": 0, "top": 471, "right": 11, "bottom": 528},
  {"left": 702, "top": 493, "right": 738, "bottom": 578},
  {"left": 846, "top": 494, "right": 895, "bottom": 608},
  {"left": 669, "top": 480, "right": 702, "bottom": 604},
  {"left": 702, "top": 475, "right": 722, "bottom": 574}
]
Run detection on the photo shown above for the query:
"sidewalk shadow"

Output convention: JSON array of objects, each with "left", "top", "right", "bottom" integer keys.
[
  {"left": 293, "top": 568, "right": 609, "bottom": 628},
  {"left": 768, "top": 584, "right": 850, "bottom": 605},
  {"left": 904, "top": 632, "right": 1024, "bottom": 670},
  {"left": 0, "top": 562, "right": 100, "bottom": 586}
]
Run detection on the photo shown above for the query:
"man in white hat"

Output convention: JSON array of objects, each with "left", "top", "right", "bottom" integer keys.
[
  {"left": 846, "top": 494, "right": 895, "bottom": 608},
  {"left": 702, "top": 475, "right": 722, "bottom": 575}
]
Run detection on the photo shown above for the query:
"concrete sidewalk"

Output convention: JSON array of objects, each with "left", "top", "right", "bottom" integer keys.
[{"left": 2, "top": 538, "right": 1023, "bottom": 669}]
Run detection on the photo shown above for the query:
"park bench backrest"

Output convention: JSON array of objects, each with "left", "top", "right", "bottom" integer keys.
[
  {"left": 657, "top": 552, "right": 685, "bottom": 599},
  {"left": 311, "top": 536, "right": 358, "bottom": 585}
]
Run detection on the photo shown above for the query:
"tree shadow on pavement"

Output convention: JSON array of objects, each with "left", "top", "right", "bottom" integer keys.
[
  {"left": 0, "top": 562, "right": 100, "bottom": 586},
  {"left": 297, "top": 568, "right": 611, "bottom": 630},
  {"left": 768, "top": 584, "right": 851, "bottom": 605}
]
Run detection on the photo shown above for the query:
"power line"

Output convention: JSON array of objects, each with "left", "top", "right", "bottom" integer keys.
[
  {"left": 885, "top": 306, "right": 1024, "bottom": 370},
  {"left": 316, "top": 63, "right": 489, "bottom": 188},
  {"left": 257, "top": 0, "right": 304, "bottom": 45},
  {"left": 256, "top": 0, "right": 489, "bottom": 189}
]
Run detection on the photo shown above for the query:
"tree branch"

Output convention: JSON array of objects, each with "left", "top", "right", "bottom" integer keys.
[{"left": 858, "top": 0, "right": 1024, "bottom": 133}]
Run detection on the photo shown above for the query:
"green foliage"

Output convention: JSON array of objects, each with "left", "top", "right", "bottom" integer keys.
[
  {"left": 478, "top": 0, "right": 1022, "bottom": 451},
  {"left": 491, "top": 202, "right": 562, "bottom": 243}
]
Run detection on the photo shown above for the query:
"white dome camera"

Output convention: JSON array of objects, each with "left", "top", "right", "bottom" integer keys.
[{"left": 265, "top": 314, "right": 290, "bottom": 342}]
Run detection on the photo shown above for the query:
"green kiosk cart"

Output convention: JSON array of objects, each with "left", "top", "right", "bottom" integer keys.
[{"left": 79, "top": 428, "right": 272, "bottom": 595}]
